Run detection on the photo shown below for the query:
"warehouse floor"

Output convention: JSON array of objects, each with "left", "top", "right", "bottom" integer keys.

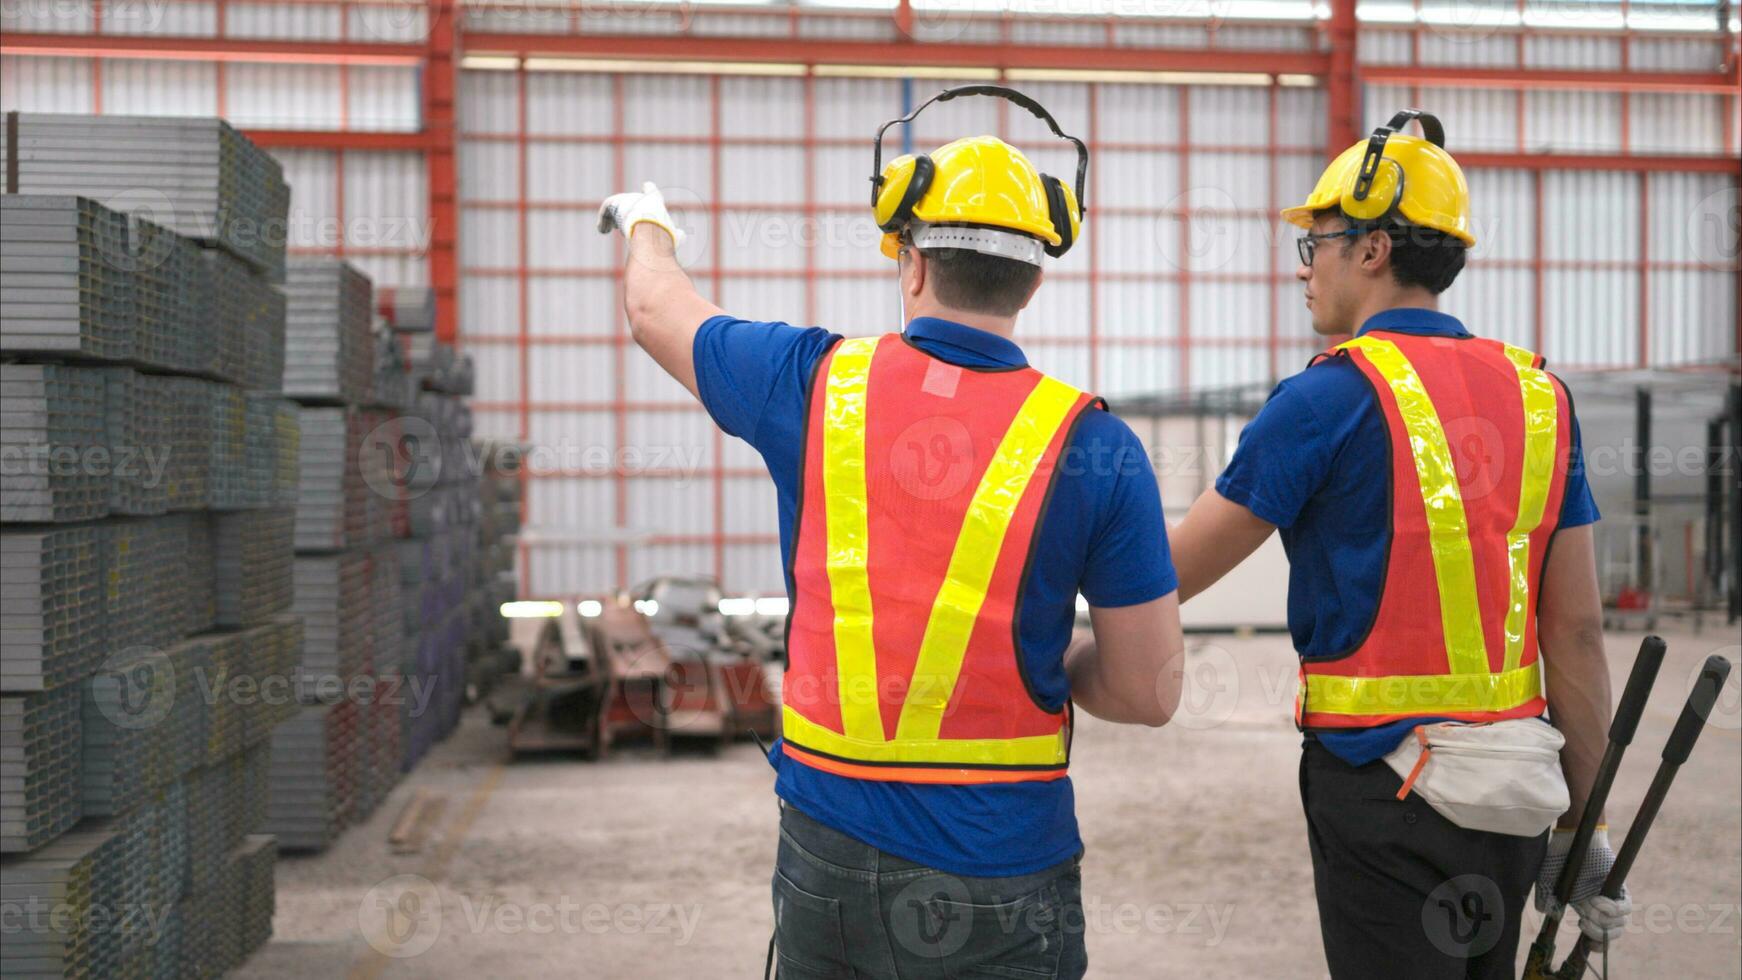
[{"left": 236, "top": 626, "right": 1741, "bottom": 980}]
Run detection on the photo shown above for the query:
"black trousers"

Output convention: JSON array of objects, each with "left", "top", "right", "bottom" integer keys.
[{"left": 1300, "top": 740, "right": 1548, "bottom": 980}]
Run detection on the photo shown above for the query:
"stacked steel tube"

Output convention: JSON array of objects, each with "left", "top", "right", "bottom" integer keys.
[
  {"left": 268, "top": 258, "right": 417, "bottom": 852},
  {"left": 468, "top": 441, "right": 524, "bottom": 702},
  {"left": 0, "top": 114, "right": 293, "bottom": 979}
]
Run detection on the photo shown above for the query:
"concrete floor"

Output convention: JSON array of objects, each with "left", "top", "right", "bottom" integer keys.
[{"left": 236, "top": 627, "right": 1741, "bottom": 979}]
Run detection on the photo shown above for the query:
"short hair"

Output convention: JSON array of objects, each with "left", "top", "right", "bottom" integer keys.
[
  {"left": 1315, "top": 209, "right": 1468, "bottom": 295},
  {"left": 914, "top": 245, "right": 1042, "bottom": 317}
]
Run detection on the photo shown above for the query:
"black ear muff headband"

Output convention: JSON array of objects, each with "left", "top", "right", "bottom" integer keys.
[
  {"left": 870, "top": 84, "right": 1089, "bottom": 252},
  {"left": 1351, "top": 108, "right": 1446, "bottom": 209}
]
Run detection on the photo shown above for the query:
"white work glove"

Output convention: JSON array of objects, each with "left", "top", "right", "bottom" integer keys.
[
  {"left": 1534, "top": 827, "right": 1633, "bottom": 947},
  {"left": 596, "top": 181, "right": 685, "bottom": 248}
]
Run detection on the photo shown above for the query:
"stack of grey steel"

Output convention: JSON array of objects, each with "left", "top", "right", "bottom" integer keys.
[
  {"left": 1, "top": 113, "right": 294, "bottom": 978},
  {"left": 468, "top": 445, "right": 523, "bottom": 699},
  {"left": 370, "top": 321, "right": 413, "bottom": 412},
  {"left": 213, "top": 510, "right": 295, "bottom": 628},
  {"left": 376, "top": 285, "right": 434, "bottom": 334},
  {"left": 292, "top": 407, "right": 370, "bottom": 551},
  {"left": 2, "top": 112, "right": 290, "bottom": 281},
  {"left": 283, "top": 259, "right": 373, "bottom": 404}
]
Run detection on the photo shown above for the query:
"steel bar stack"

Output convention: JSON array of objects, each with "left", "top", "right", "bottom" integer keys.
[
  {"left": 468, "top": 441, "right": 523, "bottom": 702},
  {"left": 270, "top": 258, "right": 405, "bottom": 852},
  {"left": 0, "top": 113, "right": 294, "bottom": 979}
]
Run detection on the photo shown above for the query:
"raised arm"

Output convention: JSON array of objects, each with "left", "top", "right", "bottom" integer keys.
[{"left": 597, "top": 182, "right": 724, "bottom": 400}]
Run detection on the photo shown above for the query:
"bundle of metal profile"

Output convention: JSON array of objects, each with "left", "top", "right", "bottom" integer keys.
[
  {"left": 212, "top": 509, "right": 294, "bottom": 628},
  {"left": 241, "top": 616, "right": 303, "bottom": 748},
  {"left": 183, "top": 514, "right": 215, "bottom": 636},
  {"left": 293, "top": 407, "right": 372, "bottom": 550},
  {"left": 102, "top": 517, "right": 189, "bottom": 655},
  {"left": 202, "top": 632, "right": 247, "bottom": 767},
  {"left": 356, "top": 409, "right": 396, "bottom": 538},
  {"left": 159, "top": 376, "right": 209, "bottom": 511},
  {"left": 235, "top": 834, "right": 276, "bottom": 961},
  {"left": 224, "top": 743, "right": 271, "bottom": 854},
  {"left": 452, "top": 354, "right": 476, "bottom": 397},
  {"left": 0, "top": 685, "right": 82, "bottom": 853},
  {"left": 398, "top": 330, "right": 457, "bottom": 392},
  {"left": 292, "top": 552, "right": 372, "bottom": 690},
  {"left": 80, "top": 658, "right": 152, "bottom": 819},
  {"left": 100, "top": 367, "right": 170, "bottom": 516},
  {"left": 283, "top": 259, "right": 374, "bottom": 404},
  {"left": 2, "top": 112, "right": 290, "bottom": 280},
  {"left": 264, "top": 699, "right": 359, "bottom": 851},
  {"left": 369, "top": 546, "right": 403, "bottom": 678},
  {"left": 0, "top": 363, "right": 109, "bottom": 524},
  {"left": 369, "top": 324, "right": 413, "bottom": 411},
  {"left": 197, "top": 248, "right": 262, "bottom": 385},
  {"left": 126, "top": 215, "right": 206, "bottom": 374},
  {"left": 0, "top": 195, "right": 131, "bottom": 363},
  {"left": 0, "top": 525, "right": 103, "bottom": 693},
  {"left": 365, "top": 668, "right": 404, "bottom": 813},
  {"left": 376, "top": 285, "right": 434, "bottom": 333},
  {"left": 241, "top": 394, "right": 281, "bottom": 508},
  {"left": 203, "top": 382, "right": 249, "bottom": 510},
  {"left": 245, "top": 279, "right": 287, "bottom": 393},
  {"left": 272, "top": 399, "right": 300, "bottom": 506},
  {"left": 155, "top": 777, "right": 190, "bottom": 911},
  {"left": 0, "top": 824, "right": 119, "bottom": 978}
]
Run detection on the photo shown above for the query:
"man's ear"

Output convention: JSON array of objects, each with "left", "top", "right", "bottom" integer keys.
[
  {"left": 1357, "top": 229, "right": 1392, "bottom": 277},
  {"left": 902, "top": 247, "right": 926, "bottom": 299}
]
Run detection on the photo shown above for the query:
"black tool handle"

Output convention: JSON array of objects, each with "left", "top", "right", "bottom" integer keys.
[
  {"left": 1610, "top": 635, "right": 1666, "bottom": 746},
  {"left": 1663, "top": 655, "right": 1732, "bottom": 764},
  {"left": 1555, "top": 656, "right": 1733, "bottom": 980},
  {"left": 1553, "top": 636, "right": 1667, "bottom": 903}
]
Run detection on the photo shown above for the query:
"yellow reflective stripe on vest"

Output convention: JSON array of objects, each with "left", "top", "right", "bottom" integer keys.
[
  {"left": 1501, "top": 344, "right": 1559, "bottom": 674},
  {"left": 894, "top": 375, "right": 1083, "bottom": 743},
  {"left": 783, "top": 704, "right": 1068, "bottom": 767},
  {"left": 1341, "top": 336, "right": 1488, "bottom": 676},
  {"left": 821, "top": 335, "right": 885, "bottom": 742},
  {"left": 1303, "top": 661, "right": 1543, "bottom": 718}
]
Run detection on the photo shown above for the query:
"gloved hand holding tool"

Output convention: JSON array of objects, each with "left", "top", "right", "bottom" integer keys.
[{"left": 1524, "top": 638, "right": 1733, "bottom": 979}]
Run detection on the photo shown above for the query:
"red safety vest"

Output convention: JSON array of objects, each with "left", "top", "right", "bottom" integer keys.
[
  {"left": 1297, "top": 330, "right": 1573, "bottom": 730},
  {"left": 781, "top": 334, "right": 1100, "bottom": 784}
]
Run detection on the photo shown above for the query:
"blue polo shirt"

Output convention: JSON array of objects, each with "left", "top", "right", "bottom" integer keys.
[
  {"left": 1215, "top": 308, "right": 1599, "bottom": 766},
  {"left": 694, "top": 314, "right": 1176, "bottom": 877}
]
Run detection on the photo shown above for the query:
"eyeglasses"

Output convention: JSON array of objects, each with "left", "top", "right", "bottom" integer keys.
[{"left": 1296, "top": 228, "right": 1364, "bottom": 267}]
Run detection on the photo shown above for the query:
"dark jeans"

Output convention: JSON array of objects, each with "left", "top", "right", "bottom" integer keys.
[
  {"left": 1300, "top": 740, "right": 1548, "bottom": 980},
  {"left": 772, "top": 804, "right": 1087, "bottom": 980}
]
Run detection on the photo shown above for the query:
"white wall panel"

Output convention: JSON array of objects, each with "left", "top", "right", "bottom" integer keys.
[
  {"left": 2, "top": 2, "right": 94, "bottom": 32},
  {"left": 101, "top": 58, "right": 217, "bottom": 116},
  {"left": 105, "top": 0, "right": 216, "bottom": 36},
  {"left": 346, "top": 65, "right": 421, "bottom": 131},
  {"left": 1, "top": 57, "right": 93, "bottom": 112},
  {"left": 226, "top": 63, "right": 344, "bottom": 130}
]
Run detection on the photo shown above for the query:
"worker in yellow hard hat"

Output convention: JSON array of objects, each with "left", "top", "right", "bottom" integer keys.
[
  {"left": 1166, "top": 109, "right": 1627, "bottom": 978},
  {"left": 596, "top": 85, "right": 1184, "bottom": 979}
]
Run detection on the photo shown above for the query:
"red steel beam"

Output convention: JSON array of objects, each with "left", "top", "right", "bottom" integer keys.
[
  {"left": 0, "top": 32, "right": 423, "bottom": 65},
  {"left": 1325, "top": 0, "right": 1359, "bottom": 153},
  {"left": 1361, "top": 64, "right": 1741, "bottom": 95},
  {"left": 464, "top": 32, "right": 1330, "bottom": 75},
  {"left": 245, "top": 129, "right": 430, "bottom": 150},
  {"left": 425, "top": 1, "right": 459, "bottom": 344}
]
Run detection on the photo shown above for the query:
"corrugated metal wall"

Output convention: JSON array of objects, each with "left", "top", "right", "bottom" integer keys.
[{"left": 3, "top": 0, "right": 1736, "bottom": 597}]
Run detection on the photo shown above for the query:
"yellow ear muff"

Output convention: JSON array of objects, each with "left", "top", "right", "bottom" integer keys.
[
  {"left": 873, "top": 154, "right": 936, "bottom": 234},
  {"left": 1340, "top": 157, "right": 1404, "bottom": 224}
]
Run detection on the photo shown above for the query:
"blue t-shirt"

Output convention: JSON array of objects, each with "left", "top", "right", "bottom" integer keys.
[
  {"left": 1215, "top": 309, "right": 1599, "bottom": 766},
  {"left": 694, "top": 314, "right": 1177, "bottom": 877}
]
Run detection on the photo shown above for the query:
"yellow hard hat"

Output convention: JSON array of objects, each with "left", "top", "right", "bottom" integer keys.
[
  {"left": 1281, "top": 109, "right": 1475, "bottom": 247},
  {"left": 873, "top": 135, "right": 1080, "bottom": 263}
]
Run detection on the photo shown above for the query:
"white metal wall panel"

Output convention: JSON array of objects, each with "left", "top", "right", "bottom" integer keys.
[
  {"left": 226, "top": 2, "right": 346, "bottom": 41},
  {"left": 101, "top": 58, "right": 218, "bottom": 116},
  {"left": 272, "top": 148, "right": 340, "bottom": 246},
  {"left": 1, "top": 2, "right": 94, "bottom": 32},
  {"left": 0, "top": 56, "right": 93, "bottom": 112},
  {"left": 104, "top": 0, "right": 218, "bottom": 36},
  {"left": 1628, "top": 93, "right": 1728, "bottom": 156},
  {"left": 346, "top": 65, "right": 421, "bottom": 131},
  {"left": 226, "top": 63, "right": 345, "bottom": 130}
]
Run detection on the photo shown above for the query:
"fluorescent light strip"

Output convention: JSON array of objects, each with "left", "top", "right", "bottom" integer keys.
[
  {"left": 1006, "top": 67, "right": 1273, "bottom": 86},
  {"left": 813, "top": 64, "right": 1001, "bottom": 79},
  {"left": 521, "top": 57, "right": 807, "bottom": 76},
  {"left": 500, "top": 600, "right": 564, "bottom": 618},
  {"left": 460, "top": 55, "right": 519, "bottom": 71}
]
